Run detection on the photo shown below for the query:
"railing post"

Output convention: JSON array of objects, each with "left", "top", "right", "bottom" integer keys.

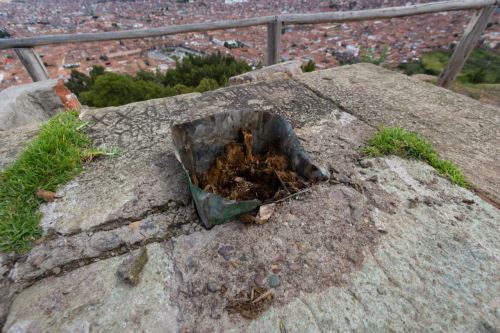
[
  {"left": 14, "top": 48, "right": 50, "bottom": 82},
  {"left": 437, "top": 5, "right": 496, "bottom": 88},
  {"left": 266, "top": 17, "right": 282, "bottom": 66}
]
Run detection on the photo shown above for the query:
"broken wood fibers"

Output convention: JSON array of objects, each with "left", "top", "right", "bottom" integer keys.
[
  {"left": 195, "top": 129, "right": 308, "bottom": 203},
  {"left": 226, "top": 287, "right": 275, "bottom": 319}
]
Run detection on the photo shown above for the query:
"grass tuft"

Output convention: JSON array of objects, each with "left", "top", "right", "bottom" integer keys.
[
  {"left": 0, "top": 111, "right": 99, "bottom": 253},
  {"left": 363, "top": 127, "right": 468, "bottom": 188}
]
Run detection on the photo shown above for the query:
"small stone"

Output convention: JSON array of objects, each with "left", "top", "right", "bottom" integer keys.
[
  {"left": 207, "top": 281, "right": 220, "bottom": 293},
  {"left": 271, "top": 264, "right": 281, "bottom": 274},
  {"left": 254, "top": 274, "right": 265, "bottom": 287},
  {"left": 377, "top": 286, "right": 387, "bottom": 295},
  {"left": 239, "top": 255, "right": 248, "bottom": 262},
  {"left": 423, "top": 196, "right": 437, "bottom": 206},
  {"left": 339, "top": 175, "right": 350, "bottom": 185},
  {"left": 408, "top": 197, "right": 419, "bottom": 209},
  {"left": 256, "top": 203, "right": 276, "bottom": 224},
  {"left": 267, "top": 275, "right": 281, "bottom": 288},
  {"left": 454, "top": 214, "right": 465, "bottom": 221},
  {"left": 187, "top": 256, "right": 198, "bottom": 270},
  {"left": 116, "top": 247, "right": 148, "bottom": 286},
  {"left": 52, "top": 267, "right": 61, "bottom": 275},
  {"left": 367, "top": 175, "right": 378, "bottom": 182},
  {"left": 30, "top": 254, "right": 45, "bottom": 268},
  {"left": 217, "top": 245, "right": 234, "bottom": 261},
  {"left": 359, "top": 160, "right": 373, "bottom": 168},
  {"left": 274, "top": 255, "right": 284, "bottom": 262}
]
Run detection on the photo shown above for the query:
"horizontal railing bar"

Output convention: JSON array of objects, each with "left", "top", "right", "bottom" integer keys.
[
  {"left": 281, "top": 0, "right": 498, "bottom": 24},
  {"left": 0, "top": 16, "right": 277, "bottom": 50},
  {"left": 0, "top": 0, "right": 497, "bottom": 50}
]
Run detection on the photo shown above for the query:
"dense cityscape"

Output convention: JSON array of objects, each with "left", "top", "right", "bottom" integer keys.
[{"left": 0, "top": 0, "right": 499, "bottom": 89}]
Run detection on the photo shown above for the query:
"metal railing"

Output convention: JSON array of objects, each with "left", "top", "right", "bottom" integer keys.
[{"left": 0, "top": 0, "right": 497, "bottom": 88}]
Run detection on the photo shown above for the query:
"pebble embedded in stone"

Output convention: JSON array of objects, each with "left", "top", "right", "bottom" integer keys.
[
  {"left": 254, "top": 274, "right": 265, "bottom": 287},
  {"left": 377, "top": 286, "right": 387, "bottom": 295},
  {"left": 267, "top": 275, "right": 281, "bottom": 288},
  {"left": 116, "top": 247, "right": 148, "bottom": 286},
  {"left": 217, "top": 245, "right": 234, "bottom": 261},
  {"left": 359, "top": 160, "right": 373, "bottom": 168},
  {"left": 52, "top": 267, "right": 61, "bottom": 275},
  {"left": 207, "top": 281, "right": 220, "bottom": 293}
]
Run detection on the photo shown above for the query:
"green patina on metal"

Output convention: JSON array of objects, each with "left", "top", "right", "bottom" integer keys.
[{"left": 186, "top": 167, "right": 261, "bottom": 227}]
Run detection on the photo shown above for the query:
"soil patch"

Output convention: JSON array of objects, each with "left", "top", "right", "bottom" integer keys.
[{"left": 194, "top": 129, "right": 308, "bottom": 203}]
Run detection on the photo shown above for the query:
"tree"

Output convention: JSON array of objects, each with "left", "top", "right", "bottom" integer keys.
[
  {"left": 66, "top": 70, "right": 92, "bottom": 97},
  {"left": 89, "top": 65, "right": 105, "bottom": 81},
  {"left": 67, "top": 52, "right": 252, "bottom": 107},
  {"left": 79, "top": 73, "right": 167, "bottom": 107},
  {"left": 196, "top": 78, "right": 219, "bottom": 92}
]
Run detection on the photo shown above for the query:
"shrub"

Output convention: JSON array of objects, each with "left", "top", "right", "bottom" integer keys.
[
  {"left": 359, "top": 45, "right": 389, "bottom": 65},
  {"left": 80, "top": 73, "right": 167, "bottom": 107},
  {"left": 196, "top": 78, "right": 219, "bottom": 92},
  {"left": 67, "top": 52, "right": 251, "bottom": 107},
  {"left": 398, "top": 48, "right": 500, "bottom": 84},
  {"left": 301, "top": 60, "right": 316, "bottom": 72}
]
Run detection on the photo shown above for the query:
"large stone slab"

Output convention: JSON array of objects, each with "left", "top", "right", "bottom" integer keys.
[
  {"left": 0, "top": 123, "right": 39, "bottom": 171},
  {"left": 1, "top": 71, "right": 499, "bottom": 332},
  {"left": 296, "top": 63, "right": 500, "bottom": 205},
  {"left": 3, "top": 243, "right": 178, "bottom": 333},
  {"left": 40, "top": 80, "right": 338, "bottom": 235},
  {"left": 4, "top": 155, "right": 499, "bottom": 332},
  {"left": 244, "top": 157, "right": 500, "bottom": 332},
  {"left": 0, "top": 79, "right": 79, "bottom": 131},
  {"left": 229, "top": 60, "right": 303, "bottom": 86}
]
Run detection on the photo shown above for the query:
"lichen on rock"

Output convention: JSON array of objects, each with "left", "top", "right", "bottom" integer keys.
[{"left": 116, "top": 247, "right": 149, "bottom": 286}]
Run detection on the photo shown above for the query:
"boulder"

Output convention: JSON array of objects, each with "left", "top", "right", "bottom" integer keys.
[
  {"left": 0, "top": 79, "right": 80, "bottom": 131},
  {"left": 229, "top": 60, "right": 303, "bottom": 86}
]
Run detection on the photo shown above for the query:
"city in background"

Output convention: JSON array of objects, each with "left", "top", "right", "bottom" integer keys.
[{"left": 0, "top": 0, "right": 499, "bottom": 90}]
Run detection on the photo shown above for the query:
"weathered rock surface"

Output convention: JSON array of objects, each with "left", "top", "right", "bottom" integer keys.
[
  {"left": 229, "top": 60, "right": 303, "bottom": 86},
  {"left": 244, "top": 157, "right": 500, "bottom": 333},
  {"left": 3, "top": 156, "right": 499, "bottom": 332},
  {"left": 39, "top": 81, "right": 334, "bottom": 236},
  {"left": 0, "top": 123, "right": 39, "bottom": 171},
  {"left": 0, "top": 79, "right": 79, "bottom": 131},
  {"left": 1, "top": 65, "right": 499, "bottom": 332},
  {"left": 296, "top": 63, "right": 500, "bottom": 205},
  {"left": 4, "top": 244, "right": 179, "bottom": 333}
]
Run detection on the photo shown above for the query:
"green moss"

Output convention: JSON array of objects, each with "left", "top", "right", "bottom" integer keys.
[
  {"left": 0, "top": 111, "right": 102, "bottom": 253},
  {"left": 364, "top": 127, "right": 468, "bottom": 188}
]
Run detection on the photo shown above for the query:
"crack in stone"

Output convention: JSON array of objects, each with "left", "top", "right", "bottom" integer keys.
[
  {"left": 58, "top": 198, "right": 190, "bottom": 237},
  {"left": 0, "top": 215, "right": 198, "bottom": 330},
  {"left": 293, "top": 78, "right": 377, "bottom": 130}
]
